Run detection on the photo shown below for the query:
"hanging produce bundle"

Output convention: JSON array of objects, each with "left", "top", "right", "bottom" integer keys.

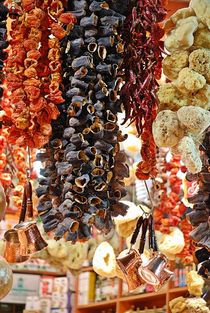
[
  {"left": 121, "top": 0, "right": 167, "bottom": 180},
  {"left": 153, "top": 152, "right": 186, "bottom": 230},
  {"left": 153, "top": 0, "right": 210, "bottom": 175},
  {"left": 151, "top": 150, "right": 194, "bottom": 264},
  {"left": 37, "top": 0, "right": 130, "bottom": 242},
  {"left": 1, "top": 0, "right": 75, "bottom": 148},
  {"left": 186, "top": 129, "right": 210, "bottom": 280}
]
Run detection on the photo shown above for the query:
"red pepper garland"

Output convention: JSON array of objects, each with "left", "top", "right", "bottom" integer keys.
[
  {"left": 121, "top": 0, "right": 167, "bottom": 180},
  {"left": 153, "top": 153, "right": 194, "bottom": 264}
]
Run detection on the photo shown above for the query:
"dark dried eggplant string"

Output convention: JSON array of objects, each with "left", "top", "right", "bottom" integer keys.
[
  {"left": 37, "top": 0, "right": 129, "bottom": 242},
  {"left": 186, "top": 128, "right": 210, "bottom": 278},
  {"left": 121, "top": 0, "right": 167, "bottom": 180}
]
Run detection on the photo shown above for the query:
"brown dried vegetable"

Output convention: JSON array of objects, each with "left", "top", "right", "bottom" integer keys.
[
  {"left": 186, "top": 128, "right": 210, "bottom": 278},
  {"left": 37, "top": 0, "right": 129, "bottom": 242}
]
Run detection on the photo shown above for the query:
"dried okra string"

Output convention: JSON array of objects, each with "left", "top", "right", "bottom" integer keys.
[{"left": 37, "top": 0, "right": 130, "bottom": 242}]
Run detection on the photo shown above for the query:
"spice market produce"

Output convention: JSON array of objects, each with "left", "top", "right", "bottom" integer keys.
[{"left": 0, "top": 0, "right": 209, "bottom": 312}]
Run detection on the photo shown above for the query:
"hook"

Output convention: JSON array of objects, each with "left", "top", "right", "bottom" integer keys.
[{"left": 139, "top": 204, "right": 151, "bottom": 217}]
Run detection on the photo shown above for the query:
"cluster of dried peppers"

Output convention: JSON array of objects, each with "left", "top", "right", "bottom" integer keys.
[
  {"left": 186, "top": 129, "right": 210, "bottom": 278},
  {"left": 1, "top": 0, "right": 75, "bottom": 148},
  {"left": 37, "top": 0, "right": 130, "bottom": 242},
  {"left": 121, "top": 0, "right": 167, "bottom": 180},
  {"left": 152, "top": 149, "right": 194, "bottom": 263}
]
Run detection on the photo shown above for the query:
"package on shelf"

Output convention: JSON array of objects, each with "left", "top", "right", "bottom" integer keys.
[
  {"left": 95, "top": 276, "right": 118, "bottom": 302},
  {"left": 1, "top": 273, "right": 40, "bottom": 304},
  {"left": 173, "top": 263, "right": 195, "bottom": 287},
  {"left": 51, "top": 309, "right": 70, "bottom": 313},
  {"left": 53, "top": 277, "right": 69, "bottom": 294},
  {"left": 51, "top": 292, "right": 70, "bottom": 309},
  {"left": 25, "top": 296, "right": 41, "bottom": 311},
  {"left": 40, "top": 277, "right": 54, "bottom": 296},
  {"left": 122, "top": 280, "right": 146, "bottom": 296},
  {"left": 78, "top": 271, "right": 96, "bottom": 305},
  {"left": 23, "top": 310, "right": 42, "bottom": 313},
  {"left": 40, "top": 296, "right": 52, "bottom": 313}
]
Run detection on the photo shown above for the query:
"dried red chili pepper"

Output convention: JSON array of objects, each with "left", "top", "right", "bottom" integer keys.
[
  {"left": 121, "top": 0, "right": 167, "bottom": 180},
  {"left": 151, "top": 150, "right": 194, "bottom": 264}
]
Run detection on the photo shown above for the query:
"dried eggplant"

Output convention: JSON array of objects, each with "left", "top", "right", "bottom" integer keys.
[
  {"left": 186, "top": 129, "right": 210, "bottom": 277},
  {"left": 37, "top": 0, "right": 129, "bottom": 242}
]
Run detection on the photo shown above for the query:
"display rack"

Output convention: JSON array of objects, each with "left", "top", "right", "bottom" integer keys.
[
  {"left": 74, "top": 266, "right": 188, "bottom": 313},
  {"left": 12, "top": 269, "right": 65, "bottom": 276},
  {"left": 0, "top": 269, "right": 66, "bottom": 313}
]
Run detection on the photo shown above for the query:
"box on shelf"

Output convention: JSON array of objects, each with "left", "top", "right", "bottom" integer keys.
[
  {"left": 23, "top": 311, "right": 41, "bottom": 313},
  {"left": 53, "top": 277, "right": 69, "bottom": 294},
  {"left": 78, "top": 271, "right": 96, "bottom": 305},
  {"left": 173, "top": 264, "right": 195, "bottom": 287},
  {"left": 95, "top": 276, "right": 118, "bottom": 302},
  {"left": 0, "top": 273, "right": 40, "bottom": 304},
  {"left": 40, "top": 296, "right": 52, "bottom": 313},
  {"left": 25, "top": 296, "right": 41, "bottom": 311},
  {"left": 40, "top": 277, "right": 54, "bottom": 296},
  {"left": 51, "top": 309, "right": 69, "bottom": 313},
  {"left": 51, "top": 292, "right": 69, "bottom": 309}
]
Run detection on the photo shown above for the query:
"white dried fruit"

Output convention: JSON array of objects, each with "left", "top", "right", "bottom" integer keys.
[{"left": 152, "top": 110, "right": 184, "bottom": 147}]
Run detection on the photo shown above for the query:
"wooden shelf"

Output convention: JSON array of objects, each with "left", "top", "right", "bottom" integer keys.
[
  {"left": 119, "top": 291, "right": 166, "bottom": 302},
  {"left": 13, "top": 269, "right": 65, "bottom": 276},
  {"left": 169, "top": 286, "right": 188, "bottom": 294},
  {"left": 77, "top": 299, "right": 117, "bottom": 309}
]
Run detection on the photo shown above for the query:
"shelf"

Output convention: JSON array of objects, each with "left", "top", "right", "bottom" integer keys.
[
  {"left": 77, "top": 299, "right": 117, "bottom": 309},
  {"left": 13, "top": 269, "right": 65, "bottom": 276},
  {"left": 120, "top": 291, "right": 166, "bottom": 302},
  {"left": 169, "top": 286, "right": 188, "bottom": 294}
]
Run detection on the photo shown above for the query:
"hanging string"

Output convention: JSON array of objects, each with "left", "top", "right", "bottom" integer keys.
[
  {"left": 26, "top": 146, "right": 32, "bottom": 181},
  {"left": 144, "top": 180, "right": 155, "bottom": 214},
  {"left": 143, "top": 180, "right": 158, "bottom": 252}
]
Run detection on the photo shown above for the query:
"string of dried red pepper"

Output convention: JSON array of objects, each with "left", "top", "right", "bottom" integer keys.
[
  {"left": 152, "top": 150, "right": 194, "bottom": 264},
  {"left": 121, "top": 0, "right": 167, "bottom": 180}
]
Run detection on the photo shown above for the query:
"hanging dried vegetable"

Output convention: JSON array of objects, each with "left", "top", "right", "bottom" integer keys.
[
  {"left": 0, "top": 3, "right": 12, "bottom": 199},
  {"left": 186, "top": 128, "right": 210, "bottom": 278},
  {"left": 152, "top": 149, "right": 194, "bottom": 264},
  {"left": 121, "top": 0, "right": 167, "bottom": 180},
  {"left": 0, "top": 2, "right": 39, "bottom": 212},
  {"left": 1, "top": 0, "right": 75, "bottom": 148},
  {"left": 37, "top": 0, "right": 129, "bottom": 242}
]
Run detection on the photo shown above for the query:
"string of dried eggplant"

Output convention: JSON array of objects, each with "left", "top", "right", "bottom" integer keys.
[
  {"left": 121, "top": 0, "right": 167, "bottom": 180},
  {"left": 37, "top": 0, "right": 130, "bottom": 242},
  {"left": 186, "top": 129, "right": 210, "bottom": 278}
]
